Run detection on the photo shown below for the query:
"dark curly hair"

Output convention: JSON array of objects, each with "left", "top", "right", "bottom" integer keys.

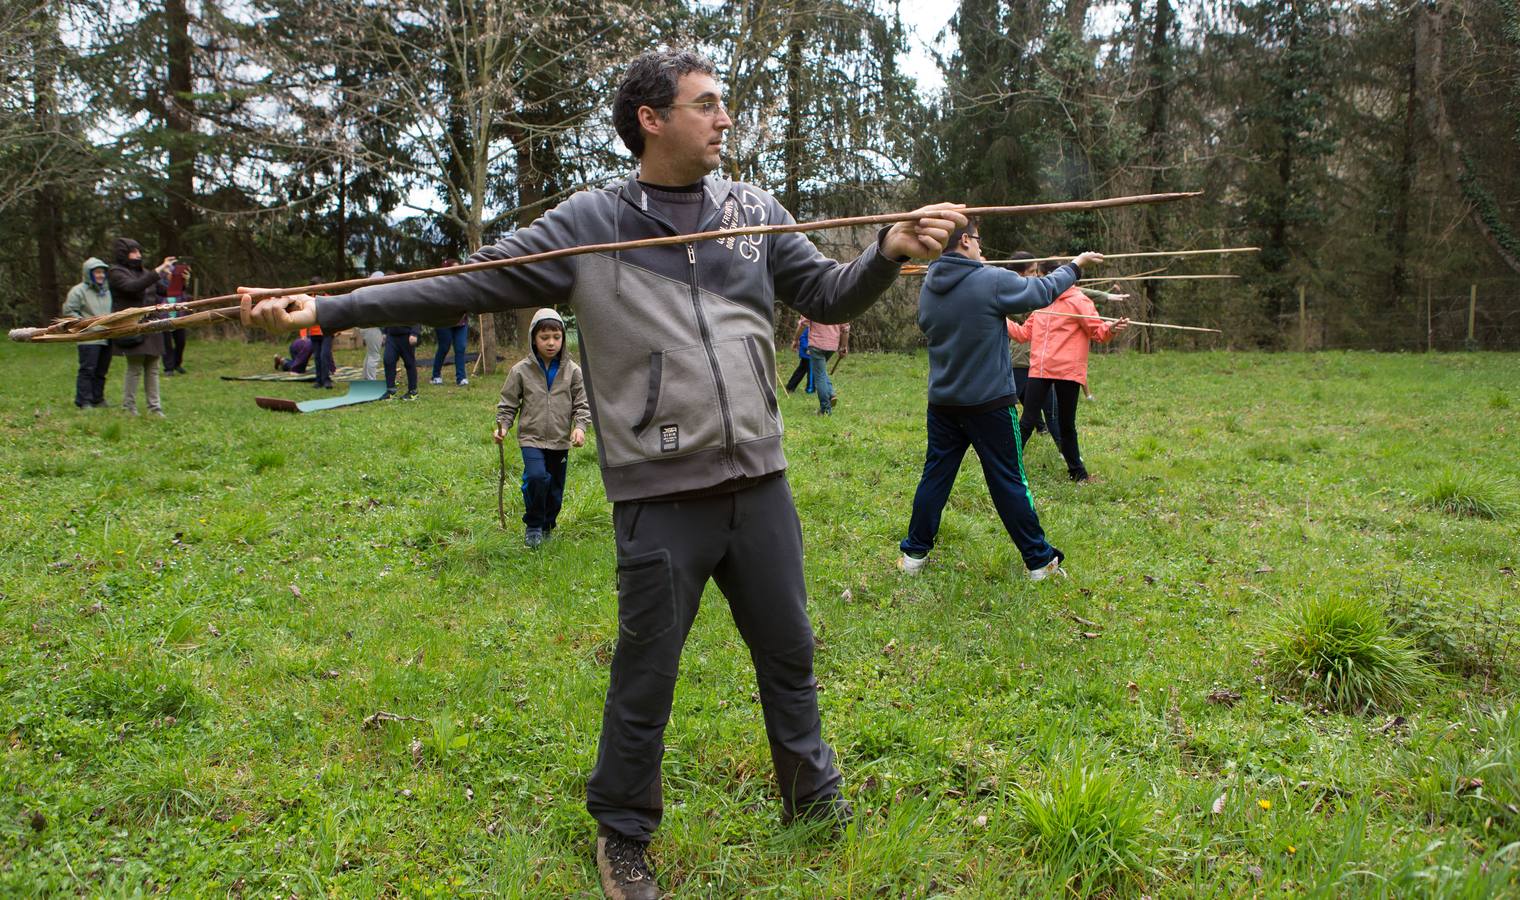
[{"left": 613, "top": 49, "right": 717, "bottom": 159}]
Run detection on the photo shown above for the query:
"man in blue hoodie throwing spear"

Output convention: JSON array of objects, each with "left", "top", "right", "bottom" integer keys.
[
  {"left": 243, "top": 49, "right": 965, "bottom": 900},
  {"left": 896, "top": 218, "right": 1103, "bottom": 581}
]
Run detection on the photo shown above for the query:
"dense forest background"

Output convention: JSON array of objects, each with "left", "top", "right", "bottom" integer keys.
[{"left": 3, "top": 0, "right": 1519, "bottom": 352}]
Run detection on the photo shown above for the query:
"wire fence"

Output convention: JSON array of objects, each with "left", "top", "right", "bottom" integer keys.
[{"left": 836, "top": 282, "right": 1520, "bottom": 354}]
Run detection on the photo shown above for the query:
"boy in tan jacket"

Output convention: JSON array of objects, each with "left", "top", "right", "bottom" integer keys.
[{"left": 493, "top": 308, "right": 591, "bottom": 547}]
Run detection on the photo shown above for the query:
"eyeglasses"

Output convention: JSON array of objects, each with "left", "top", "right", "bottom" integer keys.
[
  {"left": 666, "top": 100, "right": 727, "bottom": 118},
  {"left": 966, "top": 234, "right": 981, "bottom": 243}
]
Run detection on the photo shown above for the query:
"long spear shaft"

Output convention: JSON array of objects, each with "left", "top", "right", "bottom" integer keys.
[
  {"left": 12, "top": 191, "right": 1199, "bottom": 343},
  {"left": 1078, "top": 274, "right": 1239, "bottom": 283},
  {"left": 982, "top": 246, "right": 1258, "bottom": 267},
  {"left": 901, "top": 264, "right": 1173, "bottom": 279},
  {"left": 1027, "top": 309, "right": 1222, "bottom": 334}
]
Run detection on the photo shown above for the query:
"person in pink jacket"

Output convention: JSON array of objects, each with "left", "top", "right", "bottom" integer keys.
[{"left": 1007, "top": 260, "right": 1130, "bottom": 481}]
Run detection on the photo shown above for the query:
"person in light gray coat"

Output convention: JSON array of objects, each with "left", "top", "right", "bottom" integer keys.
[
  {"left": 359, "top": 271, "right": 385, "bottom": 380},
  {"left": 62, "top": 257, "right": 113, "bottom": 408}
]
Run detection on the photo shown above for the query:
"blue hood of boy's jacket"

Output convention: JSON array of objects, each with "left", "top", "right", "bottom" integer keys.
[{"left": 917, "top": 253, "right": 1079, "bottom": 407}]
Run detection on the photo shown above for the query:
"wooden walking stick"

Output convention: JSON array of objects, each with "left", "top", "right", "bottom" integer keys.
[
  {"left": 11, "top": 191, "right": 1199, "bottom": 344},
  {"left": 497, "top": 439, "right": 509, "bottom": 531}
]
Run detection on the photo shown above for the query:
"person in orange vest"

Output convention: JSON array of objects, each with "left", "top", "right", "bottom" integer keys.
[{"left": 1007, "top": 260, "right": 1130, "bottom": 482}]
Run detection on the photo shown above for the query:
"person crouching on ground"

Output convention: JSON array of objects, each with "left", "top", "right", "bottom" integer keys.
[
  {"left": 1008, "top": 260, "right": 1130, "bottom": 482},
  {"left": 493, "top": 308, "right": 590, "bottom": 548},
  {"left": 275, "top": 330, "right": 314, "bottom": 373},
  {"left": 897, "top": 217, "right": 1104, "bottom": 581},
  {"left": 63, "top": 257, "right": 113, "bottom": 408}
]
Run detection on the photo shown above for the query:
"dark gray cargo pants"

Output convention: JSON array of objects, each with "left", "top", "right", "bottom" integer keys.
[{"left": 586, "top": 475, "right": 842, "bottom": 840}]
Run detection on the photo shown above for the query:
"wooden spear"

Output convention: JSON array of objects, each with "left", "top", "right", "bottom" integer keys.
[
  {"left": 981, "top": 246, "right": 1258, "bottom": 267},
  {"left": 1028, "top": 309, "right": 1222, "bottom": 334},
  {"left": 11, "top": 191, "right": 1200, "bottom": 343},
  {"left": 902, "top": 263, "right": 1180, "bottom": 280},
  {"left": 1078, "top": 274, "right": 1239, "bottom": 283}
]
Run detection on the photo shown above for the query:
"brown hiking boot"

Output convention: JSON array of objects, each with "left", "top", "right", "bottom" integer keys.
[
  {"left": 595, "top": 829, "right": 657, "bottom": 900},
  {"left": 782, "top": 795, "right": 855, "bottom": 836}
]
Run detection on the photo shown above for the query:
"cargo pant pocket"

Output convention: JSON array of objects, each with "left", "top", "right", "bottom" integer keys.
[{"left": 615, "top": 549, "right": 675, "bottom": 645}]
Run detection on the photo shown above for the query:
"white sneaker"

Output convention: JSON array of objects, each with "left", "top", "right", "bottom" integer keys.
[
  {"left": 430, "top": 377, "right": 443, "bottom": 385},
  {"left": 897, "top": 552, "right": 928, "bottom": 575},
  {"left": 458, "top": 378, "right": 469, "bottom": 386},
  {"left": 1028, "top": 555, "right": 1067, "bottom": 581}
]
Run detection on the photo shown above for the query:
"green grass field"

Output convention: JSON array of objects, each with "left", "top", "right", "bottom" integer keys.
[{"left": 2, "top": 340, "right": 1517, "bottom": 897}]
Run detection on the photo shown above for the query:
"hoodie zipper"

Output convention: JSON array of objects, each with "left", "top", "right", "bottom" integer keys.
[{"left": 687, "top": 242, "right": 738, "bottom": 472}]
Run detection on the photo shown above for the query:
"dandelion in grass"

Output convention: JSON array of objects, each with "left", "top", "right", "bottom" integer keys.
[
  {"left": 1258, "top": 799, "right": 1271, "bottom": 811},
  {"left": 1262, "top": 594, "right": 1432, "bottom": 713}
]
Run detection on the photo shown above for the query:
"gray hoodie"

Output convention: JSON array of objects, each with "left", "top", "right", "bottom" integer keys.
[
  {"left": 62, "top": 257, "right": 113, "bottom": 347},
  {"left": 917, "top": 253, "right": 1078, "bottom": 409},
  {"left": 318, "top": 173, "right": 904, "bottom": 501}
]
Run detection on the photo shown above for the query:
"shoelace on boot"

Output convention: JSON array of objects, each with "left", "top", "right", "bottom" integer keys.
[{"left": 606, "top": 836, "right": 653, "bottom": 883}]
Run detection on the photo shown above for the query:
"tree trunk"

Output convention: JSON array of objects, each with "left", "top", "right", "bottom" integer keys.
[
  {"left": 32, "top": 12, "right": 64, "bottom": 321},
  {"left": 1065, "top": 0, "right": 1091, "bottom": 36},
  {"left": 1416, "top": 0, "right": 1520, "bottom": 275},
  {"left": 336, "top": 155, "right": 348, "bottom": 281},
  {"left": 783, "top": 21, "right": 804, "bottom": 215},
  {"left": 1139, "top": 0, "right": 1174, "bottom": 352},
  {"left": 162, "top": 0, "right": 195, "bottom": 254},
  {"left": 1389, "top": 23, "right": 1418, "bottom": 305},
  {"left": 467, "top": 214, "right": 499, "bottom": 377}
]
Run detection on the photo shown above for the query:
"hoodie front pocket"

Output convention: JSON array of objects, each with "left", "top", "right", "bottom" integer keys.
[
  {"left": 631, "top": 344, "right": 724, "bottom": 458},
  {"left": 714, "top": 336, "right": 778, "bottom": 442}
]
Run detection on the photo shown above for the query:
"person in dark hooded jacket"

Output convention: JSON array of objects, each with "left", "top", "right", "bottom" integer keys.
[
  {"left": 106, "top": 238, "right": 176, "bottom": 416},
  {"left": 62, "top": 257, "right": 113, "bottom": 407},
  {"left": 896, "top": 218, "right": 1103, "bottom": 581}
]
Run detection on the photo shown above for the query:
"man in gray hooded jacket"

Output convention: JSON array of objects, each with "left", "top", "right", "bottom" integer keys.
[{"left": 245, "top": 48, "right": 964, "bottom": 900}]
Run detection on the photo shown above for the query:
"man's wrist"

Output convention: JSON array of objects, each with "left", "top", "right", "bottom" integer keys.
[{"left": 876, "top": 226, "right": 910, "bottom": 263}]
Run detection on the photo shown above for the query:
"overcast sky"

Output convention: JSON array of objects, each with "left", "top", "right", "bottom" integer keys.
[{"left": 897, "top": 1, "right": 956, "bottom": 96}]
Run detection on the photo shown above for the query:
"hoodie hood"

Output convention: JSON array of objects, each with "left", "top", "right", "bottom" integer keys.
[
  {"left": 81, "top": 257, "right": 109, "bottom": 292},
  {"left": 922, "top": 253, "right": 982, "bottom": 295},
  {"left": 112, "top": 238, "right": 143, "bottom": 269},
  {"left": 529, "top": 307, "right": 565, "bottom": 335},
  {"left": 530, "top": 308, "right": 566, "bottom": 362}
]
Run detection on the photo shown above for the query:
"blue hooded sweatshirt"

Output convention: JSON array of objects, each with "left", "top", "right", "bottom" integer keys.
[{"left": 917, "top": 253, "right": 1080, "bottom": 410}]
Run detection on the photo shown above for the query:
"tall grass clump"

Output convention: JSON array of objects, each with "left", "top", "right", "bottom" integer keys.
[
  {"left": 1011, "top": 760, "right": 1150, "bottom": 895},
  {"left": 1416, "top": 471, "right": 1516, "bottom": 520},
  {"left": 1263, "top": 595, "right": 1431, "bottom": 713}
]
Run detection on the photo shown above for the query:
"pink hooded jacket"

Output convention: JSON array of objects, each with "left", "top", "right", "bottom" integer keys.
[{"left": 1006, "top": 285, "right": 1117, "bottom": 386}]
